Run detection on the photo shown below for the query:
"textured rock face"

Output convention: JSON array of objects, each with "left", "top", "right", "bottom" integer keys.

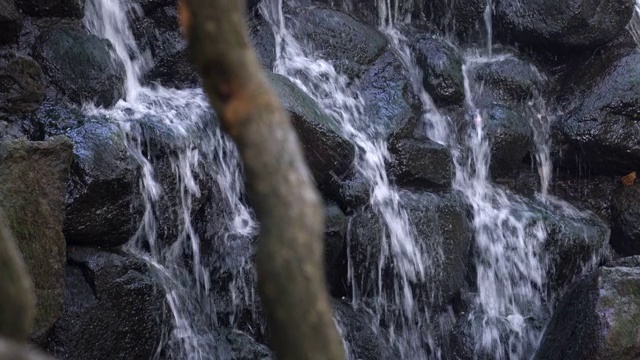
[
  {"left": 34, "top": 25, "right": 125, "bottom": 107},
  {"left": 45, "top": 248, "right": 164, "bottom": 360},
  {"left": 0, "top": 136, "right": 73, "bottom": 341},
  {"left": 535, "top": 257, "right": 640, "bottom": 360},
  {"left": 0, "top": 0, "right": 22, "bottom": 46},
  {"left": 14, "top": 0, "right": 83, "bottom": 18},
  {"left": 612, "top": 184, "right": 640, "bottom": 256},
  {"left": 0, "top": 51, "right": 45, "bottom": 117},
  {"left": 495, "top": 0, "right": 634, "bottom": 49}
]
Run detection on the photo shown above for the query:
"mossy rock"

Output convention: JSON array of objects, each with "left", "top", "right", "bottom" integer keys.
[{"left": 0, "top": 136, "right": 73, "bottom": 341}]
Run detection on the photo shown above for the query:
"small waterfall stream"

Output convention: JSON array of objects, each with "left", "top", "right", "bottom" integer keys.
[{"left": 84, "top": 0, "right": 259, "bottom": 359}]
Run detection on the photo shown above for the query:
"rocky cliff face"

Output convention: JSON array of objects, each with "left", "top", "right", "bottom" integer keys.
[{"left": 0, "top": 0, "right": 638, "bottom": 359}]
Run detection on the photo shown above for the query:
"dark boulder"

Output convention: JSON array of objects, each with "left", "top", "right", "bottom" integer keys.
[
  {"left": 424, "top": 0, "right": 485, "bottom": 38},
  {"left": 45, "top": 248, "right": 164, "bottom": 360},
  {"left": 0, "top": 0, "right": 22, "bottom": 45},
  {"left": 266, "top": 72, "right": 355, "bottom": 191},
  {"left": 132, "top": 6, "right": 185, "bottom": 75},
  {"left": 411, "top": 33, "right": 464, "bottom": 106},
  {"left": 64, "top": 120, "right": 140, "bottom": 248},
  {"left": 286, "top": 5, "right": 387, "bottom": 79},
  {"left": 612, "top": 184, "right": 640, "bottom": 256},
  {"left": 554, "top": 47, "right": 640, "bottom": 175},
  {"left": 333, "top": 300, "right": 397, "bottom": 360},
  {"left": 249, "top": 19, "right": 276, "bottom": 69},
  {"left": 388, "top": 114, "right": 453, "bottom": 189},
  {"left": 495, "top": 0, "right": 634, "bottom": 49},
  {"left": 357, "top": 49, "right": 420, "bottom": 136},
  {"left": 14, "top": 0, "right": 83, "bottom": 18},
  {"left": 134, "top": 0, "right": 174, "bottom": 14},
  {"left": 324, "top": 203, "right": 347, "bottom": 295},
  {"left": 348, "top": 190, "right": 472, "bottom": 309},
  {"left": 482, "top": 105, "right": 533, "bottom": 178},
  {"left": 0, "top": 137, "right": 73, "bottom": 341},
  {"left": 145, "top": 50, "right": 199, "bottom": 89},
  {"left": 534, "top": 257, "right": 640, "bottom": 360},
  {"left": 0, "top": 50, "right": 45, "bottom": 116},
  {"left": 34, "top": 25, "right": 125, "bottom": 107}
]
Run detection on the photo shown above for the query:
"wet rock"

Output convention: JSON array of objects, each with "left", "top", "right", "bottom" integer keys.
[
  {"left": 266, "top": 72, "right": 355, "bottom": 191},
  {"left": 411, "top": 33, "right": 464, "bottom": 105},
  {"left": 324, "top": 203, "right": 347, "bottom": 295},
  {"left": 64, "top": 120, "right": 140, "bottom": 248},
  {"left": 132, "top": 5, "right": 185, "bottom": 72},
  {"left": 145, "top": 49, "right": 199, "bottom": 89},
  {"left": 45, "top": 248, "right": 163, "bottom": 360},
  {"left": 468, "top": 56, "right": 545, "bottom": 106},
  {"left": 223, "top": 331, "right": 273, "bottom": 360},
  {"left": 554, "top": 47, "right": 640, "bottom": 175},
  {"left": 424, "top": 0, "right": 485, "bottom": 38},
  {"left": 611, "top": 184, "right": 640, "bottom": 256},
  {"left": 0, "top": 51, "right": 45, "bottom": 116},
  {"left": 250, "top": 19, "right": 276, "bottom": 69},
  {"left": 348, "top": 190, "right": 472, "bottom": 309},
  {"left": 534, "top": 257, "right": 640, "bottom": 360},
  {"left": 14, "top": 0, "right": 83, "bottom": 18},
  {"left": 0, "top": 0, "right": 22, "bottom": 45},
  {"left": 357, "top": 50, "right": 420, "bottom": 135},
  {"left": 388, "top": 114, "right": 453, "bottom": 189},
  {"left": 0, "top": 338, "right": 56, "bottom": 360},
  {"left": 549, "top": 174, "right": 618, "bottom": 223},
  {"left": 481, "top": 105, "right": 533, "bottom": 178},
  {"left": 0, "top": 136, "right": 73, "bottom": 341},
  {"left": 134, "top": 0, "right": 174, "bottom": 14},
  {"left": 287, "top": 6, "right": 387, "bottom": 79},
  {"left": 329, "top": 171, "right": 370, "bottom": 214},
  {"left": 333, "top": 300, "right": 396, "bottom": 360},
  {"left": 495, "top": 0, "right": 634, "bottom": 50},
  {"left": 34, "top": 25, "right": 125, "bottom": 107}
]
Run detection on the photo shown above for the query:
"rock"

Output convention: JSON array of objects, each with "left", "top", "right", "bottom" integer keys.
[
  {"left": 0, "top": 338, "right": 56, "bottom": 360},
  {"left": 0, "top": 136, "right": 73, "bottom": 341},
  {"left": 286, "top": 6, "right": 387, "bottom": 79},
  {"left": 411, "top": 33, "right": 464, "bottom": 105},
  {"left": 534, "top": 258, "right": 640, "bottom": 360},
  {"left": 554, "top": 47, "right": 640, "bottom": 175},
  {"left": 495, "top": 0, "right": 634, "bottom": 49},
  {"left": 14, "top": 0, "right": 83, "bottom": 18},
  {"left": 357, "top": 50, "right": 420, "bottom": 135},
  {"left": 389, "top": 114, "right": 453, "bottom": 189},
  {"left": 348, "top": 190, "right": 472, "bottom": 309},
  {"left": 45, "top": 248, "right": 163, "bottom": 360},
  {"left": 223, "top": 331, "right": 273, "bottom": 360},
  {"left": 64, "top": 120, "right": 140, "bottom": 247},
  {"left": 329, "top": 171, "right": 370, "bottom": 214},
  {"left": 468, "top": 56, "right": 545, "bottom": 107},
  {"left": 549, "top": 174, "right": 618, "bottom": 223},
  {"left": 250, "top": 19, "right": 276, "bottom": 69},
  {"left": 0, "top": 0, "right": 22, "bottom": 45},
  {"left": 145, "top": 49, "right": 199, "bottom": 89},
  {"left": 612, "top": 184, "right": 640, "bottom": 256},
  {"left": 34, "top": 25, "right": 125, "bottom": 107},
  {"left": 482, "top": 105, "right": 533, "bottom": 178},
  {"left": 266, "top": 72, "right": 355, "bottom": 191},
  {"left": 0, "top": 51, "right": 45, "bottom": 116},
  {"left": 0, "top": 213, "right": 35, "bottom": 342},
  {"left": 324, "top": 203, "right": 347, "bottom": 295},
  {"left": 132, "top": 6, "right": 185, "bottom": 72},
  {"left": 134, "top": 0, "right": 174, "bottom": 14},
  {"left": 424, "top": 0, "right": 485, "bottom": 38},
  {"left": 333, "top": 300, "right": 396, "bottom": 360}
]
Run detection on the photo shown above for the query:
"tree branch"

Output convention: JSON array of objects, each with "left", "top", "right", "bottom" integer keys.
[{"left": 179, "top": 1, "right": 345, "bottom": 359}]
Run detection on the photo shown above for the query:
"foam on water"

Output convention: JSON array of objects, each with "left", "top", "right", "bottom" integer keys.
[{"left": 84, "top": 1, "right": 258, "bottom": 358}]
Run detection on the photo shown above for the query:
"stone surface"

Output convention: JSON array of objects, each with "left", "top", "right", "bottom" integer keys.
[
  {"left": 495, "top": 0, "right": 634, "bottom": 49},
  {"left": 0, "top": 0, "right": 22, "bottom": 45},
  {"left": 14, "top": 0, "right": 83, "bottom": 18},
  {"left": 535, "top": 257, "right": 640, "bottom": 360},
  {"left": 324, "top": 203, "right": 347, "bottom": 295},
  {"left": 64, "top": 120, "right": 140, "bottom": 248},
  {"left": 0, "top": 50, "right": 45, "bottom": 116},
  {"left": 612, "top": 184, "right": 640, "bottom": 256},
  {"left": 266, "top": 72, "right": 354, "bottom": 191},
  {"left": 34, "top": 25, "right": 125, "bottom": 107},
  {"left": 45, "top": 248, "right": 164, "bottom": 360},
  {"left": 0, "top": 136, "right": 73, "bottom": 340},
  {"left": 554, "top": 46, "right": 640, "bottom": 175},
  {"left": 483, "top": 105, "right": 533, "bottom": 178}
]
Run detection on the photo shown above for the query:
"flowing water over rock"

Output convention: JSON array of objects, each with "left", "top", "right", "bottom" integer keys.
[{"left": 84, "top": 1, "right": 259, "bottom": 359}]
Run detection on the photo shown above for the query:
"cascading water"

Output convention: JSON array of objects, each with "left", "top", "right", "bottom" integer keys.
[
  {"left": 260, "top": 0, "right": 441, "bottom": 358},
  {"left": 84, "top": 0, "right": 258, "bottom": 359}
]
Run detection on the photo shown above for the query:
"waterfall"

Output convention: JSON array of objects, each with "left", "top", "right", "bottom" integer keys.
[
  {"left": 260, "top": 0, "right": 441, "bottom": 358},
  {"left": 83, "top": 1, "right": 258, "bottom": 359}
]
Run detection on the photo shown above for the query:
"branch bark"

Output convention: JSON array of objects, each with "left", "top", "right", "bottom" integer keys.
[{"left": 179, "top": 1, "right": 345, "bottom": 359}]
